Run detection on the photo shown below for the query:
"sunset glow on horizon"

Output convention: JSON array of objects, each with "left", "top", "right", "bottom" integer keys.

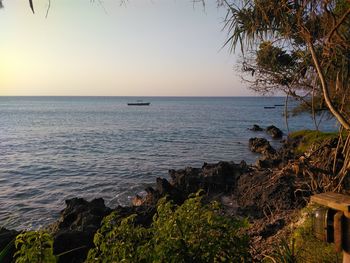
[{"left": 0, "top": 0, "right": 252, "bottom": 96}]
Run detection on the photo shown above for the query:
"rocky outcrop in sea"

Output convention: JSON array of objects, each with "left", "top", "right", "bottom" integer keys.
[{"left": 2, "top": 125, "right": 343, "bottom": 262}]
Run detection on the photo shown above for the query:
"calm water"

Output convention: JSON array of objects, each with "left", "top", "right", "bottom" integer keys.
[{"left": 0, "top": 96, "right": 337, "bottom": 229}]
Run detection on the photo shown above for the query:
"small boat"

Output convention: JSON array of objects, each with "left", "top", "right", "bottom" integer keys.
[
  {"left": 264, "top": 106, "right": 276, "bottom": 109},
  {"left": 127, "top": 100, "right": 150, "bottom": 106}
]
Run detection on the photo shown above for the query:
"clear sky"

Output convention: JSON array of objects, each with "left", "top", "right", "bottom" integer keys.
[{"left": 0, "top": 0, "right": 252, "bottom": 96}]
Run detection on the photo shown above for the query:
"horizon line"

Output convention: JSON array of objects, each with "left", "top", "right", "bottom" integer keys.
[{"left": 0, "top": 95, "right": 283, "bottom": 98}]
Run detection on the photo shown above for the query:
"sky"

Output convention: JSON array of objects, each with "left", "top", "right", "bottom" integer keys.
[{"left": 0, "top": 0, "right": 253, "bottom": 96}]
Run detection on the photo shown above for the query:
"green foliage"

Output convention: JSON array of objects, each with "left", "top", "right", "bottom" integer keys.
[
  {"left": 263, "top": 205, "right": 342, "bottom": 263},
  {"left": 151, "top": 192, "right": 250, "bottom": 262},
  {"left": 86, "top": 191, "right": 250, "bottom": 263},
  {"left": 263, "top": 239, "right": 298, "bottom": 263},
  {"left": 292, "top": 205, "right": 342, "bottom": 263},
  {"left": 14, "top": 231, "right": 56, "bottom": 263},
  {"left": 289, "top": 130, "right": 340, "bottom": 154},
  {"left": 86, "top": 214, "right": 151, "bottom": 263},
  {"left": 257, "top": 42, "right": 294, "bottom": 74},
  {"left": 223, "top": 0, "right": 350, "bottom": 129}
]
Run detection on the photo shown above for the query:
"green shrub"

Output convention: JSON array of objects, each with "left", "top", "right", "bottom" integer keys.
[
  {"left": 86, "top": 191, "right": 250, "bottom": 262},
  {"left": 14, "top": 231, "right": 56, "bottom": 263},
  {"left": 289, "top": 130, "right": 340, "bottom": 154},
  {"left": 86, "top": 214, "right": 152, "bottom": 263},
  {"left": 264, "top": 205, "right": 342, "bottom": 263},
  {"left": 292, "top": 205, "right": 342, "bottom": 263}
]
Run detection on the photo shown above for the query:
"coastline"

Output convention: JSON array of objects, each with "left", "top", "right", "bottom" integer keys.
[
  {"left": 0, "top": 125, "right": 300, "bottom": 261},
  {"left": 1, "top": 125, "right": 345, "bottom": 262}
]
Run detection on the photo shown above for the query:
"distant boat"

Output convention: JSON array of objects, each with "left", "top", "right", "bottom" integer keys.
[
  {"left": 264, "top": 106, "right": 276, "bottom": 109},
  {"left": 127, "top": 100, "right": 151, "bottom": 106}
]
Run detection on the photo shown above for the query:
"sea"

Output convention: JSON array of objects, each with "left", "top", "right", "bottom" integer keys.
[{"left": 0, "top": 96, "right": 338, "bottom": 229}]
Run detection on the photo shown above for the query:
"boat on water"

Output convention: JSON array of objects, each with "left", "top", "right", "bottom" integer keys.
[{"left": 127, "top": 100, "right": 151, "bottom": 106}]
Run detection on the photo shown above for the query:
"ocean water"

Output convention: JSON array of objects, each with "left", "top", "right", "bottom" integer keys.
[{"left": 0, "top": 96, "right": 338, "bottom": 229}]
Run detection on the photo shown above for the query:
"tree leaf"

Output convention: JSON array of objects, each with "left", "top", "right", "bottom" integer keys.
[{"left": 29, "top": 0, "right": 34, "bottom": 13}]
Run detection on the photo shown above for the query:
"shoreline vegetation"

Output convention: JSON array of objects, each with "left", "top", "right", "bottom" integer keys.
[
  {"left": 1, "top": 126, "right": 347, "bottom": 262},
  {"left": 0, "top": 0, "right": 349, "bottom": 261}
]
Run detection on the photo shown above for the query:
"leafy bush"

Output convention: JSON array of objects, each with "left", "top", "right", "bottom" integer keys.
[
  {"left": 86, "top": 191, "right": 250, "bottom": 262},
  {"left": 86, "top": 214, "right": 151, "bottom": 262},
  {"left": 14, "top": 231, "right": 56, "bottom": 263}
]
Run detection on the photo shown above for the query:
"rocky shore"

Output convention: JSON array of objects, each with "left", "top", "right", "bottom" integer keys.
[{"left": 1, "top": 125, "right": 344, "bottom": 262}]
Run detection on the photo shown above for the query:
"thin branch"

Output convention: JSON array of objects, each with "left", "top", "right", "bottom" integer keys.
[
  {"left": 326, "top": 7, "right": 350, "bottom": 44},
  {"left": 45, "top": 0, "right": 51, "bottom": 18}
]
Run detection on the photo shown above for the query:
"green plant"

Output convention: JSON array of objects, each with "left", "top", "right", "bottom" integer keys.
[
  {"left": 151, "top": 192, "right": 250, "bottom": 262},
  {"left": 289, "top": 130, "right": 340, "bottom": 154},
  {"left": 263, "top": 239, "right": 298, "bottom": 263},
  {"left": 14, "top": 231, "right": 56, "bottom": 263},
  {"left": 86, "top": 191, "right": 250, "bottom": 262},
  {"left": 292, "top": 205, "right": 342, "bottom": 263},
  {"left": 86, "top": 214, "right": 151, "bottom": 263},
  {"left": 263, "top": 204, "right": 342, "bottom": 263}
]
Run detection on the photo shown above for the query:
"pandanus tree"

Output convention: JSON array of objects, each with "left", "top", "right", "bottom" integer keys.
[{"left": 219, "top": 0, "right": 350, "bottom": 190}]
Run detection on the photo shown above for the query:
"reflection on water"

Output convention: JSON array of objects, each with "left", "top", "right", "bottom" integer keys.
[{"left": 0, "top": 96, "right": 337, "bottom": 229}]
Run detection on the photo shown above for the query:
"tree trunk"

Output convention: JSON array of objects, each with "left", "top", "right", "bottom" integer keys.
[{"left": 308, "top": 42, "right": 350, "bottom": 130}]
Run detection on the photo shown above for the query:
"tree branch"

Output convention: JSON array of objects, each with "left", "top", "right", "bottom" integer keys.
[{"left": 308, "top": 41, "right": 350, "bottom": 130}]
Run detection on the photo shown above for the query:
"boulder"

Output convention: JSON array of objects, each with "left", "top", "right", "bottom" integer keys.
[
  {"left": 49, "top": 198, "right": 112, "bottom": 233},
  {"left": 266, "top": 125, "right": 283, "bottom": 139},
  {"left": 249, "top": 124, "right": 264, "bottom": 131},
  {"left": 134, "top": 161, "right": 249, "bottom": 207},
  {"left": 48, "top": 198, "right": 112, "bottom": 263},
  {"left": 169, "top": 167, "right": 202, "bottom": 194},
  {"left": 170, "top": 161, "right": 248, "bottom": 194},
  {"left": 249, "top": 138, "right": 276, "bottom": 156},
  {"left": 200, "top": 161, "right": 248, "bottom": 191}
]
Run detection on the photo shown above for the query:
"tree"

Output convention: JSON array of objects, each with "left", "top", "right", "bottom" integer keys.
[
  {"left": 220, "top": 0, "right": 350, "bottom": 129},
  {"left": 219, "top": 0, "right": 350, "bottom": 189}
]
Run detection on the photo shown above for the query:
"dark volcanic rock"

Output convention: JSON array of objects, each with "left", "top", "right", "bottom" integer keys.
[
  {"left": 248, "top": 135, "right": 302, "bottom": 170},
  {"left": 49, "top": 198, "right": 112, "bottom": 263},
  {"left": 266, "top": 125, "right": 283, "bottom": 139},
  {"left": 249, "top": 124, "right": 264, "bottom": 131},
  {"left": 0, "top": 228, "right": 19, "bottom": 263},
  {"left": 54, "top": 230, "right": 93, "bottom": 263},
  {"left": 135, "top": 161, "right": 249, "bottom": 206},
  {"left": 169, "top": 167, "right": 202, "bottom": 194},
  {"left": 201, "top": 161, "right": 248, "bottom": 191},
  {"left": 170, "top": 161, "right": 248, "bottom": 195},
  {"left": 50, "top": 198, "right": 112, "bottom": 233},
  {"left": 249, "top": 138, "right": 276, "bottom": 156}
]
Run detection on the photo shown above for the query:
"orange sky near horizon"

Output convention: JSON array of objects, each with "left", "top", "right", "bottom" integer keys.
[{"left": 0, "top": 0, "right": 252, "bottom": 96}]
